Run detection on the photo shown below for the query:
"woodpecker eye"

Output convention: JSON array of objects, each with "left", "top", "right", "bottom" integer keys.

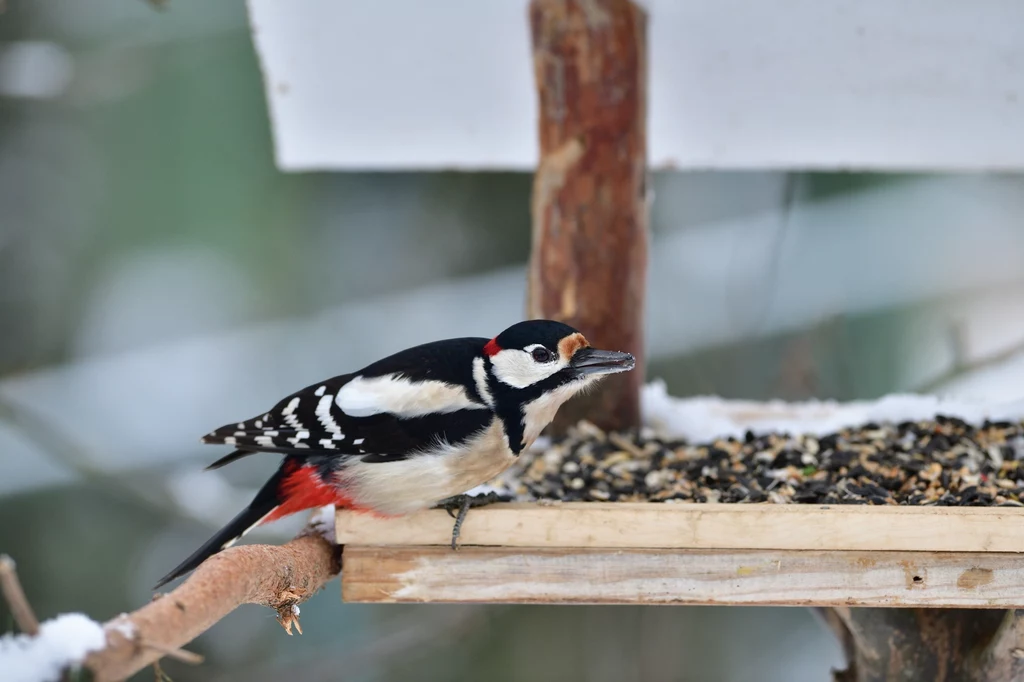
[{"left": 531, "top": 347, "right": 554, "bottom": 363}]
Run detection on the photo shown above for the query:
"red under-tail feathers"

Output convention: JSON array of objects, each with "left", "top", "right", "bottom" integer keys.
[{"left": 154, "top": 460, "right": 350, "bottom": 589}]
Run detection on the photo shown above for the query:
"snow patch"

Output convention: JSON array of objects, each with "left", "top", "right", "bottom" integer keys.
[
  {"left": 105, "top": 614, "right": 136, "bottom": 640},
  {"left": 0, "top": 613, "right": 106, "bottom": 682},
  {"left": 641, "top": 379, "right": 1024, "bottom": 443}
]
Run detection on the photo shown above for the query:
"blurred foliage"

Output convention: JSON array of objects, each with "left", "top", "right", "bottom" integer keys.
[{"left": 3, "top": 1, "right": 1022, "bottom": 681}]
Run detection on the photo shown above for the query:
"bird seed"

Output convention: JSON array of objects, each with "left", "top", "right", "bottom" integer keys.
[{"left": 499, "top": 416, "right": 1024, "bottom": 506}]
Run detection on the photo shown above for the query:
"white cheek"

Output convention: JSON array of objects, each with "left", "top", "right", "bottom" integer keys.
[{"left": 490, "top": 349, "right": 564, "bottom": 388}]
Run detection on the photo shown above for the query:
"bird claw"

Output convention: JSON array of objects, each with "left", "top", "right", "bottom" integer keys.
[{"left": 433, "top": 492, "right": 508, "bottom": 550}]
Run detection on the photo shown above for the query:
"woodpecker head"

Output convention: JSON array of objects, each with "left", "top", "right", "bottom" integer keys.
[{"left": 478, "top": 319, "right": 635, "bottom": 452}]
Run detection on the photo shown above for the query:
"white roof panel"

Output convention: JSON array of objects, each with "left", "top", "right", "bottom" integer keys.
[{"left": 247, "top": 0, "right": 1024, "bottom": 171}]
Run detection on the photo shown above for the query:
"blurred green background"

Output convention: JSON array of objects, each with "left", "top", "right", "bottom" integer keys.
[{"left": 3, "top": 1, "right": 1024, "bottom": 680}]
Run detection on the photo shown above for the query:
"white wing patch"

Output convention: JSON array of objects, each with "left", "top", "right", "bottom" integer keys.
[
  {"left": 335, "top": 374, "right": 488, "bottom": 418},
  {"left": 472, "top": 357, "right": 495, "bottom": 407},
  {"left": 278, "top": 397, "right": 311, "bottom": 445},
  {"left": 489, "top": 348, "right": 565, "bottom": 389},
  {"left": 281, "top": 397, "right": 304, "bottom": 431},
  {"left": 316, "top": 394, "right": 345, "bottom": 439}
]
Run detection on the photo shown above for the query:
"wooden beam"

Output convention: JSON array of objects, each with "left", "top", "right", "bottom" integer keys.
[
  {"left": 341, "top": 546, "right": 1024, "bottom": 607},
  {"left": 336, "top": 503, "right": 1024, "bottom": 554},
  {"left": 527, "top": 0, "right": 649, "bottom": 432}
]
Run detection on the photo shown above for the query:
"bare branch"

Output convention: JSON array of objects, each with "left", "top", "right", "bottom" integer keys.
[
  {"left": 83, "top": 530, "right": 341, "bottom": 682},
  {"left": 915, "top": 328, "right": 1024, "bottom": 394},
  {"left": 812, "top": 607, "right": 857, "bottom": 682},
  {"left": 823, "top": 606, "right": 1018, "bottom": 681},
  {"left": 0, "top": 396, "right": 184, "bottom": 521},
  {"left": 0, "top": 554, "right": 40, "bottom": 635},
  {"left": 972, "top": 610, "right": 1024, "bottom": 682}
]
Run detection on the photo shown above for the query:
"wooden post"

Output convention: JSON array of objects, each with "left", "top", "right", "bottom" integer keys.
[
  {"left": 821, "top": 607, "right": 1024, "bottom": 682},
  {"left": 527, "top": 0, "right": 648, "bottom": 433}
]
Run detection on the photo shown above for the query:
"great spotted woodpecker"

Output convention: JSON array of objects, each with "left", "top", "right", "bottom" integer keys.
[{"left": 154, "top": 319, "right": 634, "bottom": 588}]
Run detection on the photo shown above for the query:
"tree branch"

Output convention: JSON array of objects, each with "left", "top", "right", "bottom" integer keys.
[
  {"left": 0, "top": 396, "right": 187, "bottom": 522},
  {"left": 822, "top": 606, "right": 1018, "bottom": 682},
  {"left": 915, "top": 326, "right": 1024, "bottom": 394},
  {"left": 812, "top": 607, "right": 857, "bottom": 682},
  {"left": 84, "top": 530, "right": 341, "bottom": 682},
  {"left": 972, "top": 609, "right": 1024, "bottom": 682},
  {"left": 0, "top": 554, "right": 40, "bottom": 635}
]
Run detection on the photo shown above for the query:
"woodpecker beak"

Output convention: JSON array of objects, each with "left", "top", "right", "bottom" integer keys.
[{"left": 570, "top": 348, "right": 636, "bottom": 377}]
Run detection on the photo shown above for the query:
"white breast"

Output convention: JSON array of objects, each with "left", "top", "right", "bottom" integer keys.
[
  {"left": 337, "top": 418, "right": 515, "bottom": 516},
  {"left": 519, "top": 378, "right": 597, "bottom": 448}
]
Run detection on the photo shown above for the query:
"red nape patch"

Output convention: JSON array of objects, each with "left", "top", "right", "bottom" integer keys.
[
  {"left": 483, "top": 338, "right": 502, "bottom": 357},
  {"left": 263, "top": 462, "right": 354, "bottom": 524}
]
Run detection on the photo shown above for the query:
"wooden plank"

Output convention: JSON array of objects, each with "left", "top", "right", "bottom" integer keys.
[
  {"left": 335, "top": 503, "right": 1024, "bottom": 553},
  {"left": 341, "top": 546, "right": 1024, "bottom": 607}
]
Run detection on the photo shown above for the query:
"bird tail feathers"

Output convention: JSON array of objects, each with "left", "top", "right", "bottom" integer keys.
[{"left": 153, "top": 468, "right": 284, "bottom": 589}]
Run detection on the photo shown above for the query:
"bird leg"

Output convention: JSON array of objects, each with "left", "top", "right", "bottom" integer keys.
[{"left": 434, "top": 492, "right": 508, "bottom": 550}]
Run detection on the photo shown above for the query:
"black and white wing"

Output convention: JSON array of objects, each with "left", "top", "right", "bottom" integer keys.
[
  {"left": 202, "top": 339, "right": 495, "bottom": 465},
  {"left": 203, "top": 374, "right": 361, "bottom": 455}
]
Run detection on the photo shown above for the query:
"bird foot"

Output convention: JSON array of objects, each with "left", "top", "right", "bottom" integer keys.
[{"left": 434, "top": 492, "right": 509, "bottom": 550}]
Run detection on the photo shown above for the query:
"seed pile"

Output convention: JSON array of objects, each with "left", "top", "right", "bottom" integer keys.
[{"left": 503, "top": 417, "right": 1024, "bottom": 506}]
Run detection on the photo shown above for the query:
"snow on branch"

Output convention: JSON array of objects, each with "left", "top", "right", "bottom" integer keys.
[
  {"left": 2, "top": 613, "right": 106, "bottom": 682},
  {"left": 2, "top": 555, "right": 106, "bottom": 682},
  {"left": 1, "top": 525, "right": 340, "bottom": 682}
]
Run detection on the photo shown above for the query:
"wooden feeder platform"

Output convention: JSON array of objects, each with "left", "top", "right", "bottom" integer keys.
[{"left": 336, "top": 502, "right": 1024, "bottom": 607}]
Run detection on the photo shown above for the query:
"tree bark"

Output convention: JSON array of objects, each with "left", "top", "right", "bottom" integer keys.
[
  {"left": 527, "top": 0, "right": 648, "bottom": 433},
  {"left": 84, "top": 530, "right": 340, "bottom": 681},
  {"left": 822, "top": 607, "right": 1024, "bottom": 681}
]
